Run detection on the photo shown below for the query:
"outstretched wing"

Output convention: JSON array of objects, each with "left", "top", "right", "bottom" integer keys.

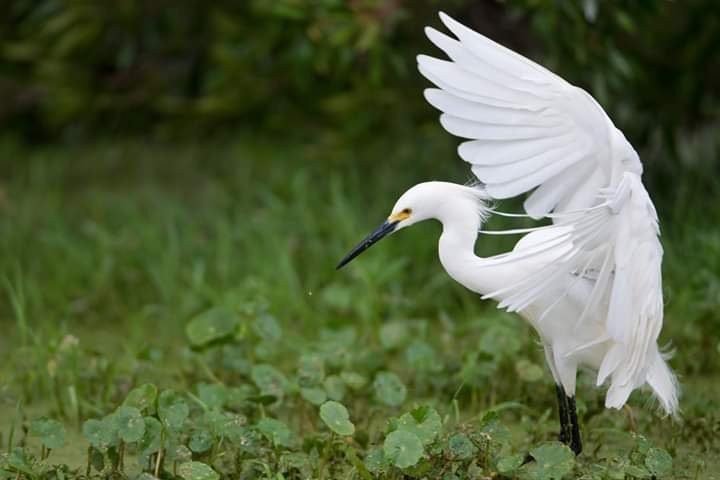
[
  {"left": 419, "top": 12, "right": 643, "bottom": 218},
  {"left": 419, "top": 13, "right": 672, "bottom": 412}
]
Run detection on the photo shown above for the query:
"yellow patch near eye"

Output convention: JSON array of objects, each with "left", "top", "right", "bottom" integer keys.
[{"left": 388, "top": 209, "right": 411, "bottom": 222}]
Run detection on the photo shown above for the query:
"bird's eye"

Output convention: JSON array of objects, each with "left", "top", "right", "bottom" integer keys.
[{"left": 401, "top": 208, "right": 412, "bottom": 215}]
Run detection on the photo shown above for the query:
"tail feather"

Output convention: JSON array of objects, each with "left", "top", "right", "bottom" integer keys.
[
  {"left": 601, "top": 348, "right": 679, "bottom": 416},
  {"left": 646, "top": 350, "right": 680, "bottom": 416}
]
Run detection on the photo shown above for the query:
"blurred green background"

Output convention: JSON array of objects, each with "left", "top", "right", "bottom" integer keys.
[{"left": 1, "top": 1, "right": 720, "bottom": 478}]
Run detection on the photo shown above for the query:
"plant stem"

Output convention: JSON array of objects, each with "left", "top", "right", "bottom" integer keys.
[{"left": 154, "top": 434, "right": 164, "bottom": 477}]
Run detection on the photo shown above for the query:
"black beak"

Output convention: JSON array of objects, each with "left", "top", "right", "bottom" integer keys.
[{"left": 336, "top": 220, "right": 398, "bottom": 269}]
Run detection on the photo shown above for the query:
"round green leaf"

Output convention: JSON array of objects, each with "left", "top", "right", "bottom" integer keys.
[
  {"left": 279, "top": 452, "right": 312, "bottom": 477},
  {"left": 251, "top": 364, "right": 288, "bottom": 400},
  {"left": 123, "top": 383, "right": 157, "bottom": 413},
  {"left": 177, "top": 461, "right": 219, "bottom": 480},
  {"left": 196, "top": 383, "right": 227, "bottom": 409},
  {"left": 173, "top": 445, "right": 193, "bottom": 463},
  {"left": 189, "top": 429, "right": 214, "bottom": 453},
  {"left": 83, "top": 417, "right": 117, "bottom": 450},
  {"left": 319, "top": 401, "right": 355, "bottom": 436},
  {"left": 138, "top": 417, "right": 162, "bottom": 457},
  {"left": 225, "top": 426, "right": 261, "bottom": 454},
  {"left": 340, "top": 371, "right": 367, "bottom": 391},
  {"left": 364, "top": 447, "right": 389, "bottom": 474},
  {"left": 645, "top": 447, "right": 672, "bottom": 476},
  {"left": 114, "top": 406, "right": 145, "bottom": 443},
  {"left": 447, "top": 433, "right": 477, "bottom": 460},
  {"left": 374, "top": 371, "right": 406, "bottom": 407},
  {"left": 29, "top": 417, "right": 65, "bottom": 449},
  {"left": 158, "top": 389, "right": 189, "bottom": 430},
  {"left": 323, "top": 375, "right": 346, "bottom": 401},
  {"left": 497, "top": 453, "right": 525, "bottom": 475},
  {"left": 525, "top": 442, "right": 576, "bottom": 479},
  {"left": 253, "top": 314, "right": 282, "bottom": 342},
  {"left": 186, "top": 307, "right": 239, "bottom": 347},
  {"left": 216, "top": 414, "right": 247, "bottom": 439},
  {"left": 300, "top": 386, "right": 327, "bottom": 405},
  {"left": 298, "top": 354, "right": 325, "bottom": 386},
  {"left": 384, "top": 430, "right": 424, "bottom": 469},
  {"left": 397, "top": 406, "right": 442, "bottom": 445},
  {"left": 257, "top": 418, "right": 293, "bottom": 448}
]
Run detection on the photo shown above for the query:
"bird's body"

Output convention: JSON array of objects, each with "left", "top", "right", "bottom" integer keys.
[
  {"left": 337, "top": 12, "right": 678, "bottom": 454},
  {"left": 414, "top": 181, "right": 675, "bottom": 411}
]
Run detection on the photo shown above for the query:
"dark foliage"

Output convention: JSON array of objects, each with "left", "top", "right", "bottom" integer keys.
[{"left": 1, "top": 0, "right": 719, "bottom": 147}]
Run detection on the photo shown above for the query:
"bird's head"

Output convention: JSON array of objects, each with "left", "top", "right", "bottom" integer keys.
[{"left": 336, "top": 182, "right": 488, "bottom": 269}]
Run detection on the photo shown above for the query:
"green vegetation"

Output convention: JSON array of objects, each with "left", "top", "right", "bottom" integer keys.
[
  {"left": 1, "top": 133, "right": 719, "bottom": 478},
  {"left": 1, "top": 0, "right": 720, "bottom": 478},
  {"left": 2, "top": 1, "right": 718, "bottom": 146}
]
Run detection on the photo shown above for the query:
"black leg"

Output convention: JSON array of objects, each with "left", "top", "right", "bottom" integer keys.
[
  {"left": 567, "top": 395, "right": 582, "bottom": 456},
  {"left": 555, "top": 384, "right": 571, "bottom": 445}
]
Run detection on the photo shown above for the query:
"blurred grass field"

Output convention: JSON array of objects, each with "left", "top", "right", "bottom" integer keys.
[{"left": 1, "top": 132, "right": 719, "bottom": 478}]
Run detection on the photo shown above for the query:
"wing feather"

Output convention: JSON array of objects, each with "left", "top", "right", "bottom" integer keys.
[
  {"left": 425, "top": 89, "right": 556, "bottom": 126},
  {"left": 421, "top": 12, "right": 671, "bottom": 414},
  {"left": 439, "top": 114, "right": 569, "bottom": 141}
]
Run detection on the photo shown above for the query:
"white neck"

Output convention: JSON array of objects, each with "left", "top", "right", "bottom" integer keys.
[{"left": 433, "top": 187, "right": 510, "bottom": 297}]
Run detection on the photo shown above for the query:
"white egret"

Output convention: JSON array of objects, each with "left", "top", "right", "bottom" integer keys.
[{"left": 337, "top": 12, "right": 678, "bottom": 455}]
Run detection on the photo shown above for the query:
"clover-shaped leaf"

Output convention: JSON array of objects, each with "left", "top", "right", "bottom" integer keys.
[
  {"left": 340, "top": 371, "right": 367, "bottom": 391},
  {"left": 397, "top": 406, "right": 442, "bottom": 445},
  {"left": 225, "top": 426, "right": 261, "bottom": 454},
  {"left": 497, "top": 453, "right": 525, "bottom": 475},
  {"left": 384, "top": 430, "right": 423, "bottom": 469},
  {"left": 364, "top": 447, "right": 390, "bottom": 474},
  {"left": 300, "top": 387, "right": 327, "bottom": 405},
  {"left": 83, "top": 417, "right": 117, "bottom": 450},
  {"left": 197, "top": 383, "right": 227, "bottom": 410},
  {"left": 215, "top": 413, "right": 247, "bottom": 440},
  {"left": 319, "top": 401, "right": 355, "bottom": 436},
  {"left": 253, "top": 314, "right": 282, "bottom": 342},
  {"left": 158, "top": 389, "right": 189, "bottom": 430},
  {"left": 447, "top": 433, "right": 477, "bottom": 460},
  {"left": 524, "top": 442, "right": 576, "bottom": 480},
  {"left": 177, "top": 461, "right": 219, "bottom": 480},
  {"left": 645, "top": 447, "right": 672, "bottom": 477},
  {"left": 138, "top": 417, "right": 162, "bottom": 457},
  {"left": 186, "top": 307, "right": 239, "bottom": 347},
  {"left": 114, "top": 406, "right": 145, "bottom": 443},
  {"left": 29, "top": 417, "right": 65, "bottom": 449},
  {"left": 172, "top": 445, "right": 193, "bottom": 464},
  {"left": 297, "top": 354, "right": 325, "bottom": 386},
  {"left": 123, "top": 383, "right": 158, "bottom": 414},
  {"left": 257, "top": 418, "right": 293, "bottom": 448},
  {"left": 323, "top": 375, "right": 346, "bottom": 401},
  {"left": 189, "top": 429, "right": 214, "bottom": 453},
  {"left": 374, "top": 371, "right": 406, "bottom": 407},
  {"left": 251, "top": 364, "right": 288, "bottom": 400}
]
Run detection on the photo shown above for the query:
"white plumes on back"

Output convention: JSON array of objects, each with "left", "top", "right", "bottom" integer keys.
[{"left": 419, "top": 12, "right": 677, "bottom": 415}]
